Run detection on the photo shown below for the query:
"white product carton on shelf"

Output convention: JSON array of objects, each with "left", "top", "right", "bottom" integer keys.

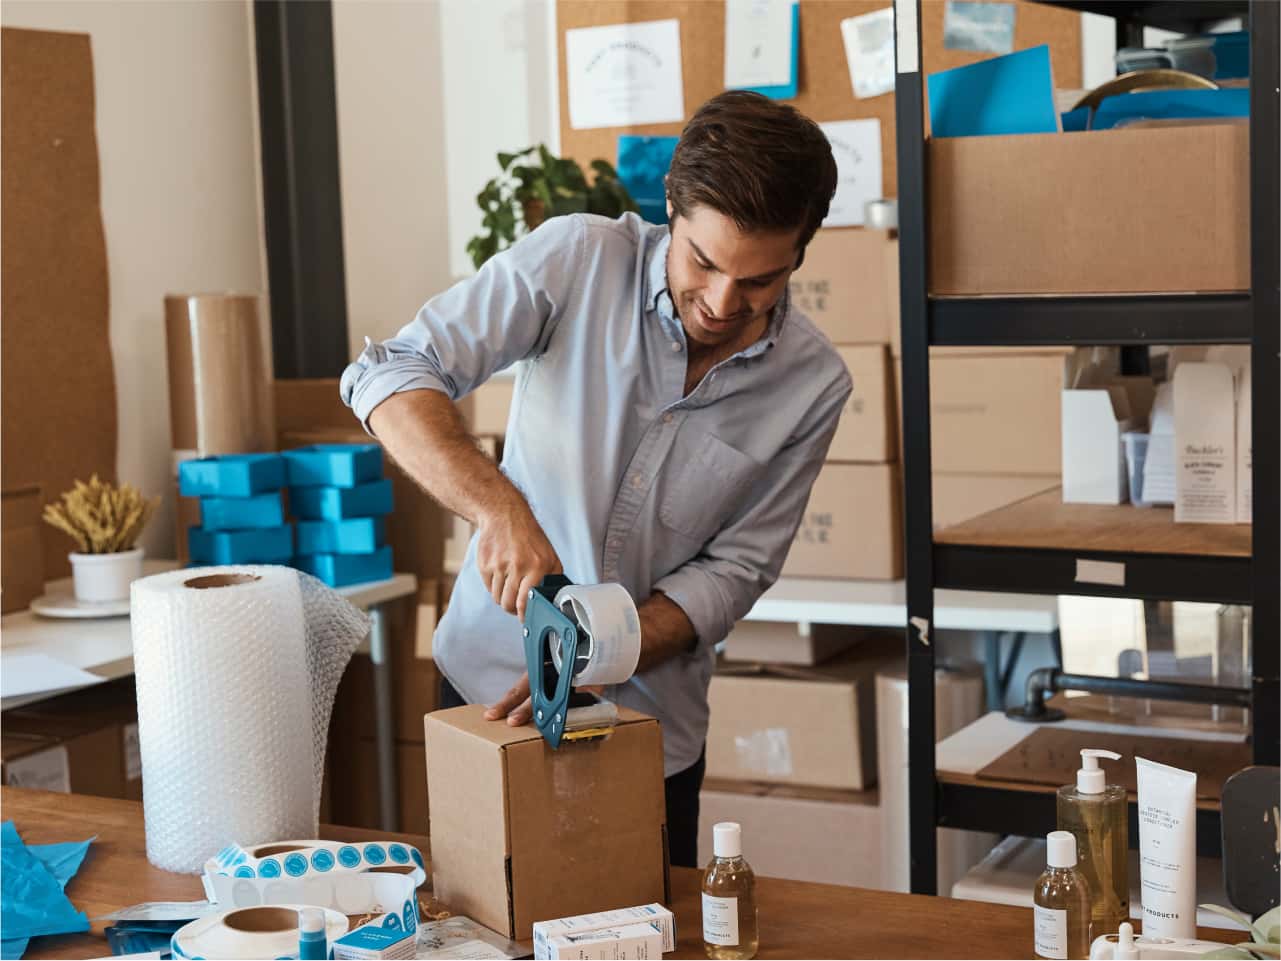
[
  {"left": 533, "top": 905, "right": 676, "bottom": 960},
  {"left": 540, "top": 921, "right": 664, "bottom": 960},
  {"left": 1173, "top": 362, "right": 1236, "bottom": 524},
  {"left": 1142, "top": 383, "right": 1176, "bottom": 505},
  {"left": 1236, "top": 365, "right": 1251, "bottom": 524},
  {"left": 1061, "top": 367, "right": 1154, "bottom": 505}
]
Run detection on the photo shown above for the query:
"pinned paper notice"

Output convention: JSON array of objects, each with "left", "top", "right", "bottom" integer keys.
[
  {"left": 820, "top": 119, "right": 883, "bottom": 227},
  {"left": 943, "top": 0, "right": 1016, "bottom": 55},
  {"left": 841, "top": 8, "right": 896, "bottom": 99},
  {"left": 0, "top": 652, "right": 105, "bottom": 699},
  {"left": 565, "top": 19, "right": 685, "bottom": 130},
  {"left": 725, "top": 0, "right": 799, "bottom": 99}
]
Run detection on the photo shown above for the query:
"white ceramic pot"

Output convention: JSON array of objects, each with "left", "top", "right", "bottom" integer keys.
[{"left": 69, "top": 547, "right": 144, "bottom": 603}]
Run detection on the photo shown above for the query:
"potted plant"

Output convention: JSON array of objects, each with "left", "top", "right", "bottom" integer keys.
[
  {"left": 466, "top": 144, "right": 638, "bottom": 269},
  {"left": 42, "top": 475, "right": 158, "bottom": 602}
]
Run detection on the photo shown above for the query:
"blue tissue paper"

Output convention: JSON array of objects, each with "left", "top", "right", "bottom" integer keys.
[
  {"left": 1, "top": 822, "right": 91, "bottom": 957},
  {"left": 1061, "top": 88, "right": 1249, "bottom": 132},
  {"left": 928, "top": 44, "right": 1059, "bottom": 137}
]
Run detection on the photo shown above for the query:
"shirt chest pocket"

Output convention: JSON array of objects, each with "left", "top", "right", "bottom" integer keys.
[{"left": 658, "top": 430, "right": 760, "bottom": 544}]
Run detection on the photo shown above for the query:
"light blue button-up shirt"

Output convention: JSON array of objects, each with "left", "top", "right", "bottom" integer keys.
[{"left": 341, "top": 212, "right": 851, "bottom": 776}]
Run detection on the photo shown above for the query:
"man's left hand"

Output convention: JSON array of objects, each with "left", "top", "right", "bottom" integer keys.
[{"left": 484, "top": 674, "right": 532, "bottom": 726}]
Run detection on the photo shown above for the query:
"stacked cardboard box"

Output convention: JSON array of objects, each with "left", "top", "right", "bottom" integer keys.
[
  {"left": 701, "top": 625, "right": 896, "bottom": 885},
  {"left": 1, "top": 678, "right": 141, "bottom": 800},
  {"left": 783, "top": 228, "right": 902, "bottom": 580},
  {"left": 327, "top": 579, "right": 442, "bottom": 834},
  {"left": 2, "top": 485, "right": 44, "bottom": 613}
]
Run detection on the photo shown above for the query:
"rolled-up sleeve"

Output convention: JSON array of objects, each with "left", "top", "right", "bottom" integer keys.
[
  {"left": 340, "top": 214, "right": 585, "bottom": 431},
  {"left": 653, "top": 369, "right": 852, "bottom": 649}
]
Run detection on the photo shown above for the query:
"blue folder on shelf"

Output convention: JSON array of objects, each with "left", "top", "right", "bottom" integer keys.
[{"left": 928, "top": 44, "right": 1059, "bottom": 138}]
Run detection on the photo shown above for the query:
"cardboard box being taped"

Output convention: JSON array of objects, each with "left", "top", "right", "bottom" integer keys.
[
  {"left": 706, "top": 639, "right": 898, "bottom": 791},
  {"left": 425, "top": 704, "right": 668, "bottom": 940}
]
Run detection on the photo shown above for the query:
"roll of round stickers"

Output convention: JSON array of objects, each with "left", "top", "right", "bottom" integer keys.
[{"left": 171, "top": 904, "right": 348, "bottom": 960}]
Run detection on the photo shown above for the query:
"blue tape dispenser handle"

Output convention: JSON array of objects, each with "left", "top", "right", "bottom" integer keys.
[{"left": 524, "top": 574, "right": 582, "bottom": 749}]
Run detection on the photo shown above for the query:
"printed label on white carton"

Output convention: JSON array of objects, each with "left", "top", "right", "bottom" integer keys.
[
  {"left": 1033, "top": 905, "right": 1067, "bottom": 959},
  {"left": 702, "top": 893, "right": 739, "bottom": 947},
  {"left": 4, "top": 745, "right": 70, "bottom": 793}
]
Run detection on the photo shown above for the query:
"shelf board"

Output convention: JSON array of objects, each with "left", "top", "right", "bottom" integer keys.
[
  {"left": 931, "top": 488, "right": 1252, "bottom": 603},
  {"left": 929, "top": 294, "right": 1253, "bottom": 347},
  {"left": 1027, "top": 0, "right": 1247, "bottom": 33}
]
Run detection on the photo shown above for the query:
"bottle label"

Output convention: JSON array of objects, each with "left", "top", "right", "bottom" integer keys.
[
  {"left": 702, "top": 893, "right": 740, "bottom": 946},
  {"left": 1033, "top": 905, "right": 1068, "bottom": 959}
]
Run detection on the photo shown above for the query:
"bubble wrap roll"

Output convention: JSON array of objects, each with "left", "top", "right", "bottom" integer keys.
[{"left": 131, "top": 566, "right": 368, "bottom": 873}]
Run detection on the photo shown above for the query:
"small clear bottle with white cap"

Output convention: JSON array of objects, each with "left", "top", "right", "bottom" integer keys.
[
  {"left": 702, "top": 822, "right": 758, "bottom": 960},
  {"left": 1034, "top": 831, "right": 1092, "bottom": 960},
  {"left": 1057, "top": 748, "right": 1128, "bottom": 940}
]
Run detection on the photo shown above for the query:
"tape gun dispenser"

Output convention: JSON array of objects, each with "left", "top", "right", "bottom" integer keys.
[{"left": 523, "top": 574, "right": 640, "bottom": 749}]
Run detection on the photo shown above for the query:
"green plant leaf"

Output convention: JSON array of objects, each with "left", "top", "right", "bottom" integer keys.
[{"left": 1202, "top": 904, "right": 1264, "bottom": 941}]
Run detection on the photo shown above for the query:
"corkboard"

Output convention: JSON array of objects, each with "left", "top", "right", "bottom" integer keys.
[
  {"left": 557, "top": 0, "right": 1082, "bottom": 196},
  {"left": 2, "top": 28, "right": 118, "bottom": 580},
  {"left": 975, "top": 726, "right": 1251, "bottom": 802}
]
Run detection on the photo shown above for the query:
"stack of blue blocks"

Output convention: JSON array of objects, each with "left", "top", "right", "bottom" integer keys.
[
  {"left": 284, "top": 444, "right": 394, "bottom": 587},
  {"left": 178, "top": 454, "right": 293, "bottom": 565}
]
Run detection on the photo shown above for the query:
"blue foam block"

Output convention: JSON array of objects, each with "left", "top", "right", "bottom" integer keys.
[
  {"left": 289, "top": 479, "right": 393, "bottom": 520},
  {"left": 199, "top": 492, "right": 285, "bottom": 531},
  {"left": 293, "top": 545, "right": 393, "bottom": 587},
  {"left": 296, "top": 517, "right": 385, "bottom": 555},
  {"left": 284, "top": 444, "right": 383, "bottom": 488},
  {"left": 178, "top": 454, "right": 286, "bottom": 498},
  {"left": 187, "top": 525, "right": 293, "bottom": 565}
]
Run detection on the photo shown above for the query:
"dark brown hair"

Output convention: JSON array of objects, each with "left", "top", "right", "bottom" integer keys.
[{"left": 666, "top": 91, "right": 838, "bottom": 256}]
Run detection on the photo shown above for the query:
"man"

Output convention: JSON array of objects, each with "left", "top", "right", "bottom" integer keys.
[{"left": 341, "top": 91, "right": 850, "bottom": 867}]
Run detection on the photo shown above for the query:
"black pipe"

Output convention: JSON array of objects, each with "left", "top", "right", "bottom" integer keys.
[{"left": 1007, "top": 667, "right": 1252, "bottom": 722}]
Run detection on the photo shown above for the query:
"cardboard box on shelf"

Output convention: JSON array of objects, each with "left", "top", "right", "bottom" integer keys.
[
  {"left": 829, "top": 346, "right": 896, "bottom": 463},
  {"left": 327, "top": 736, "right": 429, "bottom": 836},
  {"left": 929, "top": 124, "right": 1248, "bottom": 295},
  {"left": 706, "top": 639, "right": 898, "bottom": 791},
  {"left": 789, "top": 228, "right": 898, "bottom": 345},
  {"left": 3, "top": 678, "right": 140, "bottom": 799},
  {"left": 2, "top": 484, "right": 44, "bottom": 613},
  {"left": 697, "top": 779, "right": 881, "bottom": 888},
  {"left": 426, "top": 704, "right": 667, "bottom": 941},
  {"left": 1, "top": 733, "right": 70, "bottom": 792},
  {"left": 932, "top": 473, "right": 1059, "bottom": 530},
  {"left": 781, "top": 463, "right": 901, "bottom": 580},
  {"left": 722, "top": 620, "right": 870, "bottom": 667},
  {"left": 909, "top": 351, "right": 1069, "bottom": 476}
]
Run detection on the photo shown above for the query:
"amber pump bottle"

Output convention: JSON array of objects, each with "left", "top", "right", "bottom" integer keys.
[
  {"left": 1057, "top": 748, "right": 1128, "bottom": 940},
  {"left": 702, "top": 822, "right": 759, "bottom": 960}
]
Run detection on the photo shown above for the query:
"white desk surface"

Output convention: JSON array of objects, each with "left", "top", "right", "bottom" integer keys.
[
  {"left": 746, "top": 578, "right": 1059, "bottom": 634},
  {"left": 936, "top": 710, "right": 1250, "bottom": 779},
  {"left": 0, "top": 561, "right": 416, "bottom": 711}
]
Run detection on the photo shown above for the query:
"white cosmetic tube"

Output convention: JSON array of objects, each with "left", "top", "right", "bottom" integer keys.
[{"left": 1136, "top": 757, "right": 1197, "bottom": 939}]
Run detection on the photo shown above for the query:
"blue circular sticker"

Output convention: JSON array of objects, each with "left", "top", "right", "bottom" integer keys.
[
  {"left": 382, "top": 913, "right": 402, "bottom": 930},
  {"left": 403, "top": 900, "right": 417, "bottom": 931},
  {"left": 389, "top": 844, "right": 409, "bottom": 864},
  {"left": 311, "top": 849, "right": 335, "bottom": 873},
  {"left": 258, "top": 858, "right": 281, "bottom": 879},
  {"left": 410, "top": 847, "right": 424, "bottom": 869},
  {"left": 338, "top": 845, "right": 361, "bottom": 869},
  {"left": 233, "top": 865, "right": 255, "bottom": 878},
  {"left": 284, "top": 853, "right": 309, "bottom": 877},
  {"left": 362, "top": 844, "right": 386, "bottom": 866}
]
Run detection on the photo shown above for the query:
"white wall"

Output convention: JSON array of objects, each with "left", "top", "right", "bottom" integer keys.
[
  {"left": 332, "top": 0, "right": 559, "bottom": 357},
  {"left": 1, "top": 0, "right": 267, "bottom": 561}
]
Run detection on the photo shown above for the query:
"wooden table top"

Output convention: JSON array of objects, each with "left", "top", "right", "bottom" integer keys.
[{"left": 0, "top": 787, "right": 1235, "bottom": 960}]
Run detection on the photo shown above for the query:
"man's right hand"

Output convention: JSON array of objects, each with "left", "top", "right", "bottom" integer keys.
[{"left": 475, "top": 497, "right": 563, "bottom": 622}]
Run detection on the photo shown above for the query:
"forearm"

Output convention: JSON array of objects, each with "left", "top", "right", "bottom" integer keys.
[
  {"left": 367, "top": 388, "right": 525, "bottom": 526},
  {"left": 635, "top": 591, "right": 698, "bottom": 673}
]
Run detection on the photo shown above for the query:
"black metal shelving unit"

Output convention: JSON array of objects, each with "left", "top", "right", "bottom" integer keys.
[{"left": 893, "top": 0, "right": 1279, "bottom": 894}]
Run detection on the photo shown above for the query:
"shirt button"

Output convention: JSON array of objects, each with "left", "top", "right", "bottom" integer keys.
[
  {"left": 662, "top": 413, "right": 674, "bottom": 425},
  {"left": 631, "top": 474, "right": 644, "bottom": 489},
  {"left": 671, "top": 341, "right": 682, "bottom": 352}
]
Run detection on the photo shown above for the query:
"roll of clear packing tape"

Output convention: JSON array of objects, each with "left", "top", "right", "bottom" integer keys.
[
  {"left": 131, "top": 566, "right": 368, "bottom": 873},
  {"left": 864, "top": 198, "right": 898, "bottom": 231},
  {"left": 550, "top": 583, "right": 642, "bottom": 686}
]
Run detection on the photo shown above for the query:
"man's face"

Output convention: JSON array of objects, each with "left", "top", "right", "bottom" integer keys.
[{"left": 666, "top": 204, "right": 801, "bottom": 350}]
